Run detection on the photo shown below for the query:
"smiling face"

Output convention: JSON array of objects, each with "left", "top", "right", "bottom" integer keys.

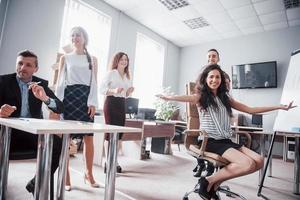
[
  {"left": 16, "top": 56, "right": 38, "bottom": 82},
  {"left": 207, "top": 50, "right": 219, "bottom": 65},
  {"left": 117, "top": 54, "right": 129, "bottom": 71},
  {"left": 206, "top": 69, "right": 222, "bottom": 94},
  {"left": 70, "top": 29, "right": 85, "bottom": 49}
]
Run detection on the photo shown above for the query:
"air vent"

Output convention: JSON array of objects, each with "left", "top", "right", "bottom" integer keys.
[
  {"left": 158, "top": 0, "right": 189, "bottom": 11},
  {"left": 183, "top": 17, "right": 210, "bottom": 29},
  {"left": 283, "top": 0, "right": 299, "bottom": 9}
]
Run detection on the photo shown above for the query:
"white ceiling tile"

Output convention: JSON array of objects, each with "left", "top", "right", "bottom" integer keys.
[
  {"left": 240, "top": 26, "right": 264, "bottom": 34},
  {"left": 193, "top": 0, "right": 225, "bottom": 15},
  {"left": 205, "top": 12, "right": 233, "bottom": 25},
  {"left": 219, "top": 0, "right": 251, "bottom": 9},
  {"left": 259, "top": 11, "right": 287, "bottom": 25},
  {"left": 253, "top": 0, "right": 285, "bottom": 15},
  {"left": 171, "top": 5, "right": 202, "bottom": 20},
  {"left": 288, "top": 19, "right": 300, "bottom": 27},
  {"left": 213, "top": 22, "right": 240, "bottom": 32},
  {"left": 222, "top": 30, "right": 243, "bottom": 38},
  {"left": 287, "top": 7, "right": 300, "bottom": 20},
  {"left": 235, "top": 16, "right": 261, "bottom": 28},
  {"left": 264, "top": 21, "right": 288, "bottom": 30},
  {"left": 227, "top": 5, "right": 257, "bottom": 20},
  {"left": 103, "top": 0, "right": 144, "bottom": 11},
  {"left": 193, "top": 26, "right": 219, "bottom": 36}
]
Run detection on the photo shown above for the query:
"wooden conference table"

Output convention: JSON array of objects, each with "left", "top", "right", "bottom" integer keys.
[{"left": 0, "top": 118, "right": 141, "bottom": 200}]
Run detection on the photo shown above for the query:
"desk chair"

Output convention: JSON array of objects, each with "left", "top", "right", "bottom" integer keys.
[{"left": 183, "top": 82, "right": 249, "bottom": 200}]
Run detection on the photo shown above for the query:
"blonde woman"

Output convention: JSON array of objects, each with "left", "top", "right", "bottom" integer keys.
[{"left": 56, "top": 26, "right": 99, "bottom": 191}]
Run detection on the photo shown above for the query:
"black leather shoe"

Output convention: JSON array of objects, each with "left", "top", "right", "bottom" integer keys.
[
  {"left": 117, "top": 165, "right": 122, "bottom": 173},
  {"left": 25, "top": 178, "right": 35, "bottom": 196},
  {"left": 104, "top": 163, "right": 122, "bottom": 173},
  {"left": 198, "top": 177, "right": 211, "bottom": 200}
]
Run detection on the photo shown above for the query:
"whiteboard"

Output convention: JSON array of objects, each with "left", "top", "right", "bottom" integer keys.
[{"left": 273, "top": 49, "right": 300, "bottom": 132}]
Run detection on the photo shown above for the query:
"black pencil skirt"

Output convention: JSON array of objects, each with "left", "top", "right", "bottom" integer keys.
[
  {"left": 199, "top": 138, "right": 243, "bottom": 156},
  {"left": 103, "top": 96, "right": 125, "bottom": 140}
]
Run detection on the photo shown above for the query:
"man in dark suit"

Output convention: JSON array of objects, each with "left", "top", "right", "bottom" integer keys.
[{"left": 0, "top": 50, "right": 63, "bottom": 200}]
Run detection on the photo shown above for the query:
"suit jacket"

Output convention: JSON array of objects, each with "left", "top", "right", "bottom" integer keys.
[
  {"left": 0, "top": 73, "right": 64, "bottom": 158},
  {"left": 0, "top": 73, "right": 63, "bottom": 117}
]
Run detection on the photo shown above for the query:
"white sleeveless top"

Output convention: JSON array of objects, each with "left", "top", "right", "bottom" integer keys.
[
  {"left": 100, "top": 69, "right": 132, "bottom": 98},
  {"left": 55, "top": 53, "right": 98, "bottom": 107},
  {"left": 198, "top": 96, "right": 233, "bottom": 139}
]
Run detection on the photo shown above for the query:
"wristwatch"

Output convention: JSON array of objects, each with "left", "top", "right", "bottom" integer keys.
[{"left": 44, "top": 98, "right": 51, "bottom": 105}]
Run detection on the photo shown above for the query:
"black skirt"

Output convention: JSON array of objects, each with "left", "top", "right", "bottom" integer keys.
[
  {"left": 63, "top": 84, "right": 94, "bottom": 138},
  {"left": 103, "top": 96, "right": 125, "bottom": 140},
  {"left": 200, "top": 138, "right": 243, "bottom": 156}
]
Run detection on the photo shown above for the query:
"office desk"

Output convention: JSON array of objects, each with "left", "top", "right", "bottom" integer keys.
[
  {"left": 0, "top": 118, "right": 141, "bottom": 200},
  {"left": 123, "top": 119, "right": 175, "bottom": 159},
  {"left": 257, "top": 130, "right": 300, "bottom": 197}
]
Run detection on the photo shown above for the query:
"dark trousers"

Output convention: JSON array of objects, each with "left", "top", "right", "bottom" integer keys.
[{"left": 10, "top": 130, "right": 62, "bottom": 200}]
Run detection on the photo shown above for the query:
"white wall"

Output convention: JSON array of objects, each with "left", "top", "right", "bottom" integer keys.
[
  {"left": 179, "top": 26, "right": 300, "bottom": 130},
  {"left": 0, "top": 0, "right": 180, "bottom": 93}
]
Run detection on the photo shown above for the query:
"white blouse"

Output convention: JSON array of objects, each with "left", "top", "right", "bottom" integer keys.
[
  {"left": 100, "top": 69, "right": 132, "bottom": 98},
  {"left": 55, "top": 53, "right": 98, "bottom": 107}
]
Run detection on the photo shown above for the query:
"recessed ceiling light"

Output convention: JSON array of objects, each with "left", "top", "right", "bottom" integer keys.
[
  {"left": 183, "top": 17, "right": 210, "bottom": 29},
  {"left": 158, "top": 0, "right": 189, "bottom": 11},
  {"left": 283, "top": 0, "right": 299, "bottom": 9}
]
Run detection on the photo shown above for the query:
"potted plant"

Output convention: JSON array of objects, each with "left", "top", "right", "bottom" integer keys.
[{"left": 154, "top": 87, "right": 178, "bottom": 121}]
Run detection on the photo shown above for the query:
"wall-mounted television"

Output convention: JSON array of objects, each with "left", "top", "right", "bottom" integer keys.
[{"left": 231, "top": 61, "right": 277, "bottom": 89}]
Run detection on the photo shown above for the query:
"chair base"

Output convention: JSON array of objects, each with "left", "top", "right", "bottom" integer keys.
[{"left": 182, "top": 183, "right": 247, "bottom": 200}]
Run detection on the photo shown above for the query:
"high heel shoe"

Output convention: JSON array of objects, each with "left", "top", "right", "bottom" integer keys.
[
  {"left": 84, "top": 174, "right": 100, "bottom": 188},
  {"left": 197, "top": 177, "right": 212, "bottom": 200},
  {"left": 65, "top": 185, "right": 72, "bottom": 191}
]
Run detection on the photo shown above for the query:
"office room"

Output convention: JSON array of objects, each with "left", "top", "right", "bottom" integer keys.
[{"left": 0, "top": 0, "right": 300, "bottom": 200}]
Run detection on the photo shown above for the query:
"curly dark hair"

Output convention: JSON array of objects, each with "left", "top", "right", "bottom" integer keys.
[{"left": 195, "top": 64, "right": 232, "bottom": 116}]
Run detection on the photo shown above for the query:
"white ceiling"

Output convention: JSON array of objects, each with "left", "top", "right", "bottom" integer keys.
[{"left": 103, "top": 0, "right": 300, "bottom": 47}]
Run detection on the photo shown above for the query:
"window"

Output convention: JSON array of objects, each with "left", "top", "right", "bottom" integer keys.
[
  {"left": 133, "top": 33, "right": 165, "bottom": 108},
  {"left": 60, "top": 0, "right": 112, "bottom": 108}
]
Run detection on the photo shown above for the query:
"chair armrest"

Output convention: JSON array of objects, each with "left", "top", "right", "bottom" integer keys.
[
  {"left": 236, "top": 130, "right": 252, "bottom": 148},
  {"left": 184, "top": 129, "right": 208, "bottom": 156}
]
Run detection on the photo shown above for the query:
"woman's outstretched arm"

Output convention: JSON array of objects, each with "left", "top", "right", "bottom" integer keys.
[
  {"left": 230, "top": 98, "right": 296, "bottom": 114},
  {"left": 156, "top": 94, "right": 200, "bottom": 104}
]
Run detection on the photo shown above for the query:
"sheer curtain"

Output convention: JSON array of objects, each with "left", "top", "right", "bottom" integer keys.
[
  {"left": 133, "top": 33, "right": 165, "bottom": 108},
  {"left": 60, "top": 0, "right": 112, "bottom": 108}
]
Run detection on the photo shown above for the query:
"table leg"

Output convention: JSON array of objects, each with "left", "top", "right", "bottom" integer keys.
[
  {"left": 259, "top": 134, "right": 265, "bottom": 185},
  {"left": 268, "top": 134, "right": 272, "bottom": 177},
  {"left": 57, "top": 134, "right": 70, "bottom": 200},
  {"left": 34, "top": 134, "right": 53, "bottom": 200},
  {"left": 257, "top": 131, "right": 276, "bottom": 196},
  {"left": 104, "top": 132, "right": 118, "bottom": 200},
  {"left": 0, "top": 126, "right": 11, "bottom": 200},
  {"left": 294, "top": 137, "right": 299, "bottom": 194}
]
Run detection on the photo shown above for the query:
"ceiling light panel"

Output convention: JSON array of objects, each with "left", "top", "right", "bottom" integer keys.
[
  {"left": 158, "top": 0, "right": 189, "bottom": 10},
  {"left": 283, "top": 0, "right": 300, "bottom": 9},
  {"left": 183, "top": 17, "right": 210, "bottom": 29}
]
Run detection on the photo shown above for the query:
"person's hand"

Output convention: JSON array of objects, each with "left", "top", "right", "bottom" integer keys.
[
  {"left": 114, "top": 87, "right": 124, "bottom": 94},
  {"left": 155, "top": 94, "right": 169, "bottom": 101},
  {"left": 28, "top": 82, "right": 49, "bottom": 102},
  {"left": 88, "top": 105, "right": 96, "bottom": 118},
  {"left": 127, "top": 87, "right": 134, "bottom": 94},
  {"left": 0, "top": 104, "right": 16, "bottom": 118},
  {"left": 126, "top": 87, "right": 134, "bottom": 97},
  {"left": 281, "top": 101, "right": 297, "bottom": 111}
]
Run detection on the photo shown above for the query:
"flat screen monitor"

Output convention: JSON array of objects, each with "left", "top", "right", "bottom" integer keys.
[
  {"left": 125, "top": 97, "right": 139, "bottom": 115},
  {"left": 136, "top": 108, "right": 156, "bottom": 120},
  {"left": 252, "top": 114, "right": 263, "bottom": 127},
  {"left": 232, "top": 61, "right": 277, "bottom": 89}
]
